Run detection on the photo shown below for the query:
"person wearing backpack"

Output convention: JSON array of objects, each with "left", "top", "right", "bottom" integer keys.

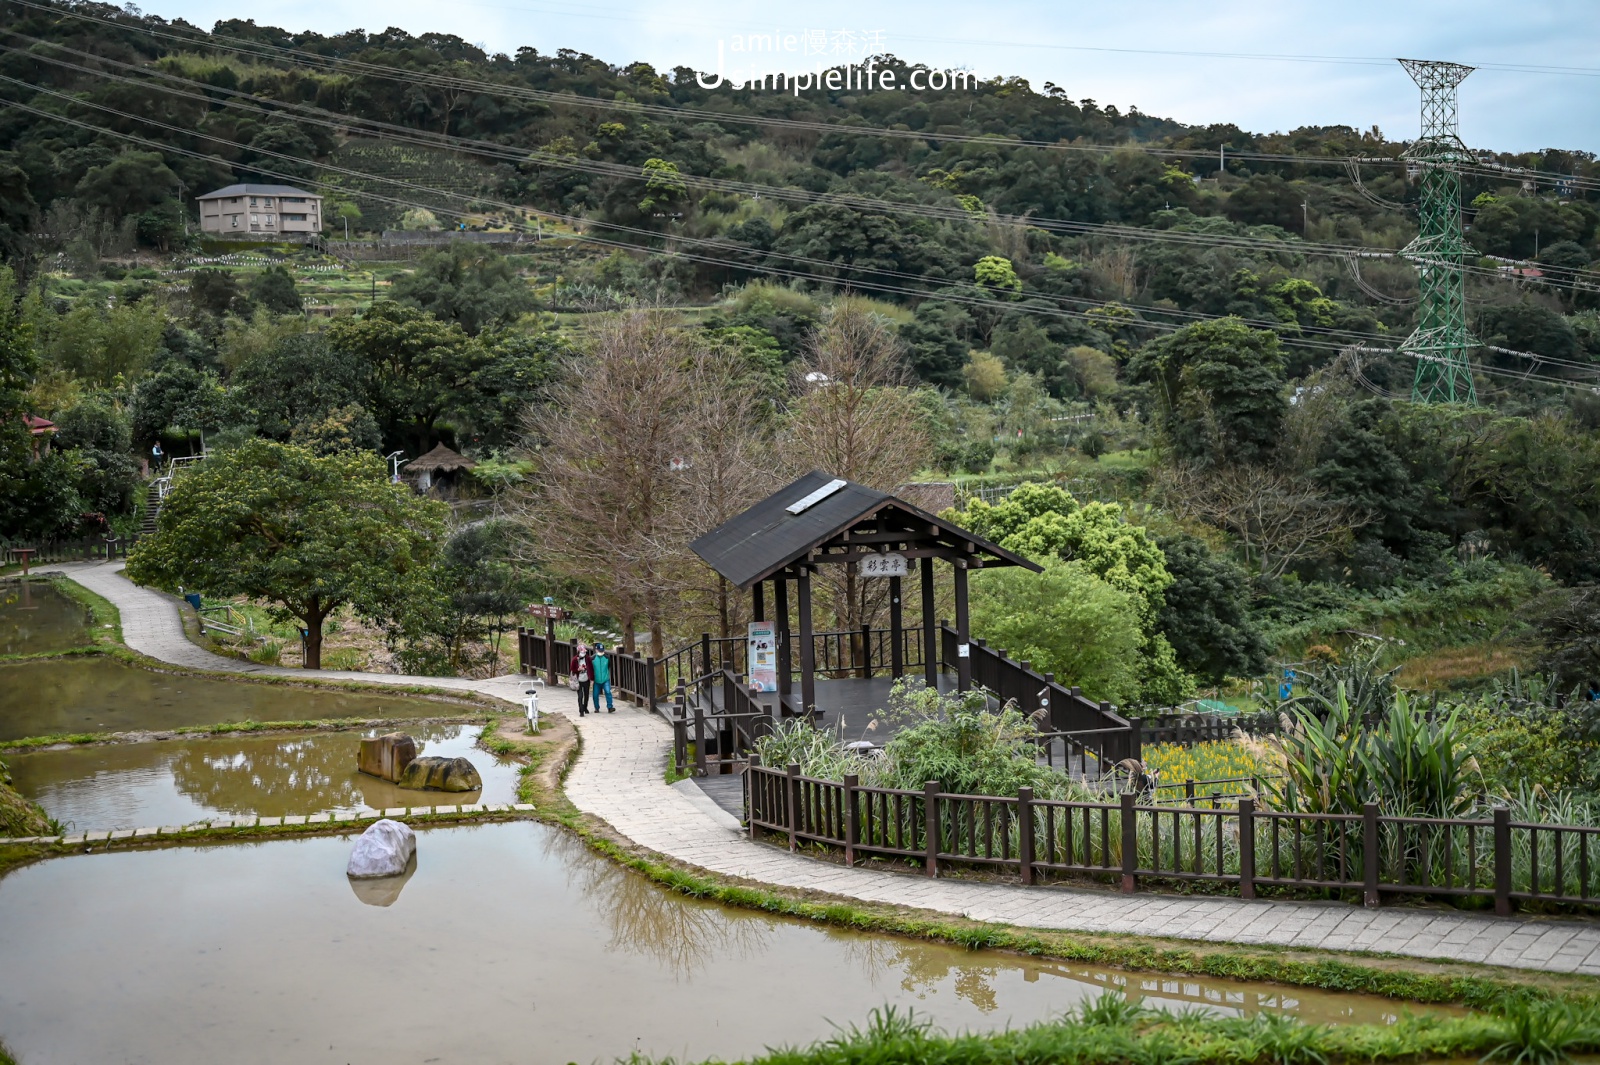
[{"left": 592, "top": 644, "right": 615, "bottom": 713}]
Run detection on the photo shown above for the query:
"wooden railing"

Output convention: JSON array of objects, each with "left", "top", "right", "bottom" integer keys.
[
  {"left": 5, "top": 535, "right": 141, "bottom": 566},
  {"left": 744, "top": 764, "right": 1600, "bottom": 915},
  {"left": 671, "top": 669, "right": 778, "bottom": 777},
  {"left": 943, "top": 625, "right": 1137, "bottom": 761}
]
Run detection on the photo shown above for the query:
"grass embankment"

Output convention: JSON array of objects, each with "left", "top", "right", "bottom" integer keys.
[
  {"left": 498, "top": 720, "right": 1600, "bottom": 1018},
  {"left": 640, "top": 995, "right": 1600, "bottom": 1065}
]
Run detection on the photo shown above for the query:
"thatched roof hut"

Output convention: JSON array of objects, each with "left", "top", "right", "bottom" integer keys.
[{"left": 405, "top": 443, "right": 476, "bottom": 496}]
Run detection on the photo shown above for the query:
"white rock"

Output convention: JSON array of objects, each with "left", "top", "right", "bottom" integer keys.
[{"left": 345, "top": 818, "right": 416, "bottom": 879}]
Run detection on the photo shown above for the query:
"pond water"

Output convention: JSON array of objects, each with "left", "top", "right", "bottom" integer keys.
[
  {"left": 0, "top": 822, "right": 1454, "bottom": 1065},
  {"left": 0, "top": 657, "right": 481, "bottom": 741},
  {"left": 6, "top": 724, "right": 520, "bottom": 831},
  {"left": 0, "top": 579, "right": 91, "bottom": 657}
]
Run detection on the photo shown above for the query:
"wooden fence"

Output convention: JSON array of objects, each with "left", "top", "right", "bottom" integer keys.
[
  {"left": 5, "top": 536, "right": 141, "bottom": 567},
  {"left": 745, "top": 763, "right": 1600, "bottom": 915}
]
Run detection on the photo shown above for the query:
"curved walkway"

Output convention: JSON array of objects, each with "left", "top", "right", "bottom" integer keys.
[{"left": 51, "top": 562, "right": 1600, "bottom": 977}]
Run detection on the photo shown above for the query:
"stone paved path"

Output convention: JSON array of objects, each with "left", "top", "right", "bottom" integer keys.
[{"left": 52, "top": 562, "right": 1600, "bottom": 976}]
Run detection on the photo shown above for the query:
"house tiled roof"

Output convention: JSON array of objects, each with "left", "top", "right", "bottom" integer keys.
[{"left": 196, "top": 184, "right": 320, "bottom": 200}]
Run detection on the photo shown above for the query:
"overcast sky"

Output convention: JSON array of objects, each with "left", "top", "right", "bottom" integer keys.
[{"left": 145, "top": 0, "right": 1598, "bottom": 152}]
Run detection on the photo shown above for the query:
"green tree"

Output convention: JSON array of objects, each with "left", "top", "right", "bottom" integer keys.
[
  {"left": 1129, "top": 317, "right": 1287, "bottom": 466},
  {"left": 47, "top": 300, "right": 165, "bottom": 386},
  {"left": 897, "top": 301, "right": 971, "bottom": 390},
  {"left": 326, "top": 302, "right": 482, "bottom": 453},
  {"left": 0, "top": 265, "right": 84, "bottom": 540},
  {"left": 125, "top": 440, "right": 446, "bottom": 669},
  {"left": 226, "top": 334, "right": 368, "bottom": 442},
  {"left": 249, "top": 266, "right": 303, "bottom": 315},
  {"left": 73, "top": 152, "right": 179, "bottom": 226},
  {"left": 389, "top": 244, "right": 536, "bottom": 336},
  {"left": 969, "top": 559, "right": 1146, "bottom": 705},
  {"left": 974, "top": 255, "right": 1022, "bottom": 294},
  {"left": 638, "top": 157, "right": 688, "bottom": 215},
  {"left": 1155, "top": 533, "right": 1269, "bottom": 684}
]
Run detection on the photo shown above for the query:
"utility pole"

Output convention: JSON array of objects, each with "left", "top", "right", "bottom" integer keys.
[{"left": 1398, "top": 59, "right": 1478, "bottom": 405}]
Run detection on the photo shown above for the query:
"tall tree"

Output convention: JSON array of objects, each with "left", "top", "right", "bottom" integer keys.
[
  {"left": 779, "top": 302, "right": 934, "bottom": 631},
  {"left": 1129, "top": 318, "right": 1287, "bottom": 467},
  {"left": 126, "top": 440, "right": 446, "bottom": 669},
  {"left": 517, "top": 310, "right": 697, "bottom": 662}
]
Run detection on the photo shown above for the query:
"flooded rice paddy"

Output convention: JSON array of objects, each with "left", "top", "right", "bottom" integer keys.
[
  {"left": 0, "top": 657, "right": 481, "bottom": 741},
  {"left": 0, "top": 579, "right": 91, "bottom": 657},
  {"left": 0, "top": 822, "right": 1452, "bottom": 1065},
  {"left": 6, "top": 723, "right": 519, "bottom": 831}
]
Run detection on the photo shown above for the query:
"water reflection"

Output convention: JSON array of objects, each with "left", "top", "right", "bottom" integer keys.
[
  {"left": 0, "top": 656, "right": 480, "bottom": 741},
  {"left": 0, "top": 824, "right": 1457, "bottom": 1065},
  {"left": 348, "top": 855, "right": 418, "bottom": 907},
  {"left": 541, "top": 827, "right": 772, "bottom": 978},
  {"left": 8, "top": 724, "right": 519, "bottom": 829},
  {"left": 0, "top": 578, "right": 91, "bottom": 656}
]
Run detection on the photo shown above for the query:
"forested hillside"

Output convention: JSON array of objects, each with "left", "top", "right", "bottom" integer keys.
[{"left": 1, "top": 0, "right": 1598, "bottom": 696}]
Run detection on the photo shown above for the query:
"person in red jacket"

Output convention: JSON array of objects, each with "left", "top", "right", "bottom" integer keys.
[{"left": 571, "top": 640, "right": 594, "bottom": 716}]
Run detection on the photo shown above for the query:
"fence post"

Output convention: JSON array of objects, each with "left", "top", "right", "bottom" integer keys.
[
  {"left": 1238, "top": 798, "right": 1256, "bottom": 900},
  {"left": 701, "top": 632, "right": 713, "bottom": 680},
  {"left": 694, "top": 698, "right": 707, "bottom": 777},
  {"left": 747, "top": 754, "right": 761, "bottom": 839},
  {"left": 1493, "top": 806, "right": 1512, "bottom": 917},
  {"left": 1185, "top": 779, "right": 1195, "bottom": 804},
  {"left": 1362, "top": 802, "right": 1381, "bottom": 908},
  {"left": 924, "top": 782, "right": 941, "bottom": 878},
  {"left": 1017, "top": 786, "right": 1035, "bottom": 885},
  {"left": 787, "top": 764, "right": 801, "bottom": 853},
  {"left": 859, "top": 623, "right": 871, "bottom": 679},
  {"left": 844, "top": 774, "right": 860, "bottom": 866},
  {"left": 646, "top": 655, "right": 659, "bottom": 708},
  {"left": 1129, "top": 715, "right": 1143, "bottom": 762},
  {"left": 1120, "top": 791, "right": 1137, "bottom": 893}
]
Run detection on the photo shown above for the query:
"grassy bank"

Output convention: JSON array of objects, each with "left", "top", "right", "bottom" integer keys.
[
  {"left": 504, "top": 726, "right": 1600, "bottom": 1015},
  {"left": 637, "top": 995, "right": 1600, "bottom": 1065}
]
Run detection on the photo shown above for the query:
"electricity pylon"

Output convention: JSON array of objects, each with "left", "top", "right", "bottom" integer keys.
[{"left": 1398, "top": 59, "right": 1478, "bottom": 405}]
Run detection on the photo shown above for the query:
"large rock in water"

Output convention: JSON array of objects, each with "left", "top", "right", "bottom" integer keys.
[
  {"left": 358, "top": 732, "right": 417, "bottom": 783},
  {"left": 396, "top": 755, "right": 482, "bottom": 793},
  {"left": 346, "top": 818, "right": 416, "bottom": 879}
]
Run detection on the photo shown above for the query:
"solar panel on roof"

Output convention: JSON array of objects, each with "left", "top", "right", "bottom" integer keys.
[{"left": 785, "top": 478, "right": 848, "bottom": 515}]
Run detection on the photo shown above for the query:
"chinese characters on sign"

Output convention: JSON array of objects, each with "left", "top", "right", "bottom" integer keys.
[{"left": 859, "top": 552, "right": 908, "bottom": 578}]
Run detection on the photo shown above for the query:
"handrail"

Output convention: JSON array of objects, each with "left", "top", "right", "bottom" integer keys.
[{"left": 744, "top": 764, "right": 1595, "bottom": 915}]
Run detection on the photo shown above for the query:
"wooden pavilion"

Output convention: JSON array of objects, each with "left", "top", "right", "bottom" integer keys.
[{"left": 689, "top": 471, "right": 1042, "bottom": 716}]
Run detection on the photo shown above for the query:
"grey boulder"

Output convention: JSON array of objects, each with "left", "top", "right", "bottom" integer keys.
[{"left": 346, "top": 818, "right": 416, "bottom": 879}]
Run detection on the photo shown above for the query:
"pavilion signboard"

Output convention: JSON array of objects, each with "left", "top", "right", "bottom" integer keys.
[
  {"left": 859, "top": 552, "right": 907, "bottom": 578},
  {"left": 748, "top": 621, "right": 778, "bottom": 692}
]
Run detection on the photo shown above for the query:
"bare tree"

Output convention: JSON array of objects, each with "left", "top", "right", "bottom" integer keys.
[
  {"left": 1158, "top": 462, "right": 1369, "bottom": 580},
  {"left": 779, "top": 301, "right": 934, "bottom": 632},
  {"left": 668, "top": 340, "right": 784, "bottom": 639},
  {"left": 514, "top": 310, "right": 696, "bottom": 661}
]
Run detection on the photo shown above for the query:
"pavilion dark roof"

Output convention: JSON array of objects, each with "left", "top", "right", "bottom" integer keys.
[{"left": 689, "top": 471, "right": 1039, "bottom": 589}]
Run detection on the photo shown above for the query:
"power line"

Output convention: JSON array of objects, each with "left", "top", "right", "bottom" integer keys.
[{"left": 21, "top": 31, "right": 1600, "bottom": 315}]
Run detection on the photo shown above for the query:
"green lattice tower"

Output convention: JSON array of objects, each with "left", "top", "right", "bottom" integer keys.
[{"left": 1398, "top": 59, "right": 1478, "bottom": 404}]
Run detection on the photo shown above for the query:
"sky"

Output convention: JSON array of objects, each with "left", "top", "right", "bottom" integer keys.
[{"left": 140, "top": 0, "right": 1600, "bottom": 153}]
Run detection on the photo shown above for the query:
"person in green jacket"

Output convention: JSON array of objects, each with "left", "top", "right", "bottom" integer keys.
[{"left": 592, "top": 643, "right": 615, "bottom": 713}]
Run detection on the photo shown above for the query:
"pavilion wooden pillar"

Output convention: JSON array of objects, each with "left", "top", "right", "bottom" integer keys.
[
  {"left": 752, "top": 581, "right": 765, "bottom": 622},
  {"left": 889, "top": 575, "right": 904, "bottom": 680},
  {"left": 775, "top": 576, "right": 791, "bottom": 697},
  {"left": 796, "top": 567, "right": 816, "bottom": 714},
  {"left": 953, "top": 561, "right": 972, "bottom": 692},
  {"left": 919, "top": 558, "right": 938, "bottom": 690}
]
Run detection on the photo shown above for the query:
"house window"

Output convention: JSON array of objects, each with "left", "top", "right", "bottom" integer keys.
[
  {"left": 286, "top": 197, "right": 305, "bottom": 203},
  {"left": 265, "top": 215, "right": 276, "bottom": 226},
  {"left": 230, "top": 215, "right": 239, "bottom": 228},
  {"left": 263, "top": 198, "right": 273, "bottom": 207},
  {"left": 249, "top": 197, "right": 258, "bottom": 206},
  {"left": 284, "top": 213, "right": 307, "bottom": 222},
  {"left": 249, "top": 214, "right": 259, "bottom": 224}
]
